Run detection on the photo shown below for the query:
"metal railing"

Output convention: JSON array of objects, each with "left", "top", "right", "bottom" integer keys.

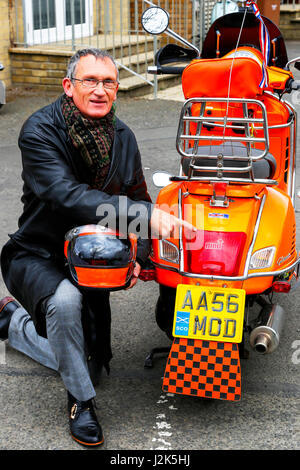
[
  {"left": 281, "top": 1, "right": 299, "bottom": 7},
  {"left": 11, "top": 0, "right": 230, "bottom": 95}
]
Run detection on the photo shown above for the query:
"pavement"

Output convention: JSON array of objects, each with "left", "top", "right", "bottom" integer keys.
[{"left": 0, "top": 41, "right": 300, "bottom": 453}]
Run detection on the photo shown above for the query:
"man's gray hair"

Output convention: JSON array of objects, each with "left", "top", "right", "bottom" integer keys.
[{"left": 66, "top": 48, "right": 119, "bottom": 81}]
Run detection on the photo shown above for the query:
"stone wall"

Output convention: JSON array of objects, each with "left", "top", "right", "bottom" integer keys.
[
  {"left": 10, "top": 50, "right": 71, "bottom": 92},
  {"left": 0, "top": 0, "right": 12, "bottom": 86}
]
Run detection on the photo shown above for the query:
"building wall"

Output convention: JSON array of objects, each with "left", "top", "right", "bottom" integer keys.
[
  {"left": 0, "top": 0, "right": 12, "bottom": 86},
  {"left": 11, "top": 50, "right": 70, "bottom": 92},
  {"left": 13, "top": 0, "right": 25, "bottom": 46},
  {"left": 98, "top": 0, "right": 130, "bottom": 34}
]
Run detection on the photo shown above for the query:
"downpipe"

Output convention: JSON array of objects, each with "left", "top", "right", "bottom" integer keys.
[
  {"left": 249, "top": 304, "right": 285, "bottom": 354},
  {"left": 0, "top": 63, "right": 5, "bottom": 106}
]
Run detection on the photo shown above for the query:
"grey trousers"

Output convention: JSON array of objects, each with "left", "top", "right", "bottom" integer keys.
[{"left": 8, "top": 278, "right": 96, "bottom": 401}]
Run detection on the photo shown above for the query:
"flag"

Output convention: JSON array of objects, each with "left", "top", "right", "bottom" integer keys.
[{"left": 245, "top": 1, "right": 270, "bottom": 88}]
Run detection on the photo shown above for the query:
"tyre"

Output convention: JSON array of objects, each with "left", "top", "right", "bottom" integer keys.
[{"left": 155, "top": 284, "right": 176, "bottom": 340}]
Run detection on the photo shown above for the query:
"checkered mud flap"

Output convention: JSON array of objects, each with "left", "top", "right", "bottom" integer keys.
[{"left": 162, "top": 338, "right": 241, "bottom": 401}]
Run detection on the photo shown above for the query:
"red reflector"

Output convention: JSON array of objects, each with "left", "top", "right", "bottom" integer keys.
[
  {"left": 138, "top": 269, "right": 156, "bottom": 282},
  {"left": 272, "top": 281, "right": 291, "bottom": 293},
  {"left": 212, "top": 182, "right": 228, "bottom": 194},
  {"left": 270, "top": 82, "right": 282, "bottom": 89},
  {"left": 184, "top": 230, "right": 247, "bottom": 276}
]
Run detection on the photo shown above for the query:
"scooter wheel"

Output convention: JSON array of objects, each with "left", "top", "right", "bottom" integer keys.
[{"left": 155, "top": 285, "right": 176, "bottom": 340}]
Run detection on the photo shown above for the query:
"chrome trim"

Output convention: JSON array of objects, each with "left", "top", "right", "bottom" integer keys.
[
  {"left": 267, "top": 121, "right": 294, "bottom": 130},
  {"left": 189, "top": 164, "right": 254, "bottom": 173},
  {"left": 180, "top": 134, "right": 267, "bottom": 144},
  {"left": 177, "top": 98, "right": 269, "bottom": 146},
  {"left": 165, "top": 28, "right": 200, "bottom": 57},
  {"left": 250, "top": 304, "right": 285, "bottom": 354},
  {"left": 284, "top": 100, "right": 297, "bottom": 205},
  {"left": 153, "top": 191, "right": 300, "bottom": 281},
  {"left": 170, "top": 176, "right": 278, "bottom": 185},
  {"left": 143, "top": 1, "right": 201, "bottom": 57},
  {"left": 285, "top": 56, "right": 300, "bottom": 70},
  {"left": 243, "top": 194, "right": 266, "bottom": 277},
  {"left": 183, "top": 116, "right": 264, "bottom": 124},
  {"left": 176, "top": 97, "right": 271, "bottom": 182},
  {"left": 190, "top": 121, "right": 294, "bottom": 130},
  {"left": 178, "top": 188, "right": 184, "bottom": 272},
  {"left": 152, "top": 257, "right": 300, "bottom": 281}
]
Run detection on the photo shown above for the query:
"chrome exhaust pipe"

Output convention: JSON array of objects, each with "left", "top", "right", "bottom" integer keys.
[{"left": 250, "top": 304, "right": 285, "bottom": 354}]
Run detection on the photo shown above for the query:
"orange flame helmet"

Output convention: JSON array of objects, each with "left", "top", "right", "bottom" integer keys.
[{"left": 64, "top": 225, "right": 137, "bottom": 291}]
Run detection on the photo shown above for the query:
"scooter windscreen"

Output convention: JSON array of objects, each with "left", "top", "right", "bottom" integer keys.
[
  {"left": 64, "top": 225, "right": 137, "bottom": 290},
  {"left": 201, "top": 12, "right": 288, "bottom": 68}
]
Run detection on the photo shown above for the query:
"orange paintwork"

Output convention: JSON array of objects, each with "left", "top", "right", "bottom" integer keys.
[
  {"left": 152, "top": 183, "right": 297, "bottom": 294},
  {"left": 182, "top": 57, "right": 264, "bottom": 99},
  {"left": 151, "top": 48, "right": 297, "bottom": 298},
  {"left": 74, "top": 266, "right": 130, "bottom": 289}
]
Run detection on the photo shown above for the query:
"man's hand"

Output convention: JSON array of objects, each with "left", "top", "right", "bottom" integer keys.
[
  {"left": 126, "top": 262, "right": 141, "bottom": 290},
  {"left": 150, "top": 206, "right": 197, "bottom": 239},
  {"left": 126, "top": 207, "right": 197, "bottom": 291}
]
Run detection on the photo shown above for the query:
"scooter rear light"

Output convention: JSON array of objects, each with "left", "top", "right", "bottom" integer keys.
[
  {"left": 249, "top": 247, "right": 276, "bottom": 270},
  {"left": 160, "top": 239, "right": 179, "bottom": 263},
  {"left": 272, "top": 281, "right": 291, "bottom": 293},
  {"left": 184, "top": 230, "right": 246, "bottom": 276}
]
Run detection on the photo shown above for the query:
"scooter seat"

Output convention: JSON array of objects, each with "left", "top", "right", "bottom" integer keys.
[{"left": 182, "top": 143, "right": 277, "bottom": 180}]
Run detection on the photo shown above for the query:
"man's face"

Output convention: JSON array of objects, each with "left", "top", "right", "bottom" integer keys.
[{"left": 63, "top": 55, "right": 119, "bottom": 119}]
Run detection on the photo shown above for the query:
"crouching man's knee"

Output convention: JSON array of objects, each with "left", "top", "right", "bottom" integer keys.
[{"left": 44, "top": 279, "right": 83, "bottom": 328}]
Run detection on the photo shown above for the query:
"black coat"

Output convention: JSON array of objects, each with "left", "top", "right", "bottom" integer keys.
[{"left": 0, "top": 96, "right": 153, "bottom": 343}]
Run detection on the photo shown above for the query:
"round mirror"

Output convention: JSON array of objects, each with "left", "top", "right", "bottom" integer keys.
[
  {"left": 141, "top": 7, "right": 169, "bottom": 35},
  {"left": 152, "top": 171, "right": 172, "bottom": 188}
]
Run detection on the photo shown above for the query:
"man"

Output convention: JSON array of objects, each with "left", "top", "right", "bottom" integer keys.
[{"left": 0, "top": 48, "right": 193, "bottom": 447}]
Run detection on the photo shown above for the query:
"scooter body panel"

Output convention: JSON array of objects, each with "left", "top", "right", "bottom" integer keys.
[
  {"left": 152, "top": 184, "right": 297, "bottom": 294},
  {"left": 141, "top": 7, "right": 300, "bottom": 402}
]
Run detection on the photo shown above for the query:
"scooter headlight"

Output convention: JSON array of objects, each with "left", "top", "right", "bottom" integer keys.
[
  {"left": 250, "top": 247, "right": 276, "bottom": 270},
  {"left": 160, "top": 240, "right": 179, "bottom": 263}
]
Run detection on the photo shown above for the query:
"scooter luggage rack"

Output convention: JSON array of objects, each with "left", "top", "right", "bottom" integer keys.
[{"left": 175, "top": 97, "right": 277, "bottom": 185}]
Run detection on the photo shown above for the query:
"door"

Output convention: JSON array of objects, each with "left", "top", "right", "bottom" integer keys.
[{"left": 25, "top": 0, "right": 93, "bottom": 45}]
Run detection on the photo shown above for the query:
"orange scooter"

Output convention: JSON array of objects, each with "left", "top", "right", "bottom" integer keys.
[{"left": 141, "top": 5, "right": 300, "bottom": 401}]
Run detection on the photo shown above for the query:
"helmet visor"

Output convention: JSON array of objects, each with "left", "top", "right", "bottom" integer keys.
[{"left": 69, "top": 234, "right": 132, "bottom": 268}]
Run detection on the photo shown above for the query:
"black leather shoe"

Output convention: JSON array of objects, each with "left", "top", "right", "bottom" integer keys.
[
  {"left": 0, "top": 297, "right": 19, "bottom": 340},
  {"left": 68, "top": 392, "right": 104, "bottom": 447}
]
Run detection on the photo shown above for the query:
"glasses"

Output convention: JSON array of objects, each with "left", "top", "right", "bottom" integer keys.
[{"left": 71, "top": 77, "right": 119, "bottom": 89}]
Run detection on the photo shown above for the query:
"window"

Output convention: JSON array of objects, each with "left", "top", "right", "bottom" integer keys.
[
  {"left": 25, "top": 0, "right": 93, "bottom": 45},
  {"left": 65, "top": 0, "right": 86, "bottom": 26},
  {"left": 33, "top": 0, "right": 56, "bottom": 30}
]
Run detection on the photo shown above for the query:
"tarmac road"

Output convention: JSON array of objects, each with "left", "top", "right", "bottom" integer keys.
[{"left": 0, "top": 42, "right": 300, "bottom": 453}]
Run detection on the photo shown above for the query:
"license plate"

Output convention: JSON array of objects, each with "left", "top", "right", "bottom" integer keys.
[{"left": 172, "top": 284, "right": 245, "bottom": 343}]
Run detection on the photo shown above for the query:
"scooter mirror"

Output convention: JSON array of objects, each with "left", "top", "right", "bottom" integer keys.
[
  {"left": 295, "top": 62, "right": 300, "bottom": 72},
  {"left": 141, "top": 7, "right": 169, "bottom": 35},
  {"left": 152, "top": 171, "right": 172, "bottom": 188},
  {"left": 285, "top": 57, "right": 300, "bottom": 71}
]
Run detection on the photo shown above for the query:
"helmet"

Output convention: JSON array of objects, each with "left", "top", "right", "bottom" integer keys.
[{"left": 64, "top": 225, "right": 137, "bottom": 291}]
